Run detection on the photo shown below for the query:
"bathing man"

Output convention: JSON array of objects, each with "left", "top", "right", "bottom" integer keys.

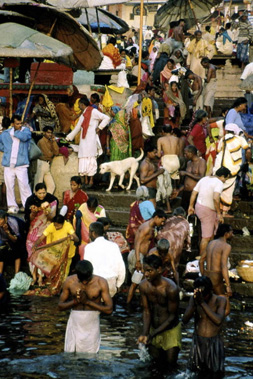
[
  {"left": 137, "top": 255, "right": 181, "bottom": 367},
  {"left": 58, "top": 260, "right": 113, "bottom": 353}
]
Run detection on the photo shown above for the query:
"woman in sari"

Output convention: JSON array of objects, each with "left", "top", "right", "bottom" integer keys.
[
  {"left": 55, "top": 85, "right": 82, "bottom": 134},
  {"left": 75, "top": 196, "right": 106, "bottom": 259},
  {"left": 126, "top": 186, "right": 155, "bottom": 249},
  {"left": 31, "top": 215, "right": 79, "bottom": 296},
  {"left": 31, "top": 94, "right": 60, "bottom": 131},
  {"left": 62, "top": 176, "right": 88, "bottom": 223},
  {"left": 163, "top": 81, "right": 186, "bottom": 127},
  {"left": 25, "top": 183, "right": 58, "bottom": 286},
  {"left": 160, "top": 59, "right": 175, "bottom": 85},
  {"left": 107, "top": 107, "right": 132, "bottom": 161}
]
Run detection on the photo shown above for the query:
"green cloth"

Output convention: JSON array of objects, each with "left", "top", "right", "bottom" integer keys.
[{"left": 151, "top": 322, "right": 182, "bottom": 351}]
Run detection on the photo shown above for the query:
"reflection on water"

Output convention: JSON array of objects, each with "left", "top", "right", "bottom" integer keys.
[{"left": 0, "top": 294, "right": 253, "bottom": 378}]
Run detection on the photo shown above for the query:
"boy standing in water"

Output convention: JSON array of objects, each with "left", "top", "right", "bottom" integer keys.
[
  {"left": 183, "top": 276, "right": 226, "bottom": 376},
  {"left": 137, "top": 255, "right": 181, "bottom": 368}
]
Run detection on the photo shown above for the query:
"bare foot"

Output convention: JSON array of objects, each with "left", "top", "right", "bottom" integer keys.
[{"left": 31, "top": 279, "right": 37, "bottom": 286}]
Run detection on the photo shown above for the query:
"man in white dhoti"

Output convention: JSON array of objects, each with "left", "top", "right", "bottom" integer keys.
[
  {"left": 66, "top": 97, "right": 110, "bottom": 188},
  {"left": 58, "top": 260, "right": 113, "bottom": 353}
]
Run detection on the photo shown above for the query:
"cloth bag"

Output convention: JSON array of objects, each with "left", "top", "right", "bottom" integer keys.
[
  {"left": 102, "top": 86, "right": 114, "bottom": 108},
  {"left": 29, "top": 138, "right": 42, "bottom": 161}
]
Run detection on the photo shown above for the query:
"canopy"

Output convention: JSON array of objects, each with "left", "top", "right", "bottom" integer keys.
[
  {"left": 154, "top": 0, "right": 221, "bottom": 30},
  {"left": 71, "top": 7, "right": 129, "bottom": 34},
  {"left": 0, "top": 22, "right": 72, "bottom": 60},
  {"left": 2, "top": 2, "right": 102, "bottom": 71},
  {"left": 47, "top": 0, "right": 131, "bottom": 8}
]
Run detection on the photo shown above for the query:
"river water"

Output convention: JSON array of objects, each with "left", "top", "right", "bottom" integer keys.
[{"left": 0, "top": 294, "right": 253, "bottom": 379}]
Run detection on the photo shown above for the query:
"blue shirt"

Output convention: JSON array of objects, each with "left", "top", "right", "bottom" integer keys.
[{"left": 225, "top": 109, "right": 245, "bottom": 131}]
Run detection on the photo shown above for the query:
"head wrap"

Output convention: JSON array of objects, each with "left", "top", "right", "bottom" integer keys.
[{"left": 225, "top": 123, "right": 243, "bottom": 135}]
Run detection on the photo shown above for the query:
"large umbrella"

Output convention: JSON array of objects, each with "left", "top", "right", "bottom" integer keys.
[
  {"left": 70, "top": 7, "right": 129, "bottom": 34},
  {"left": 47, "top": 0, "right": 131, "bottom": 8},
  {"left": 154, "top": 0, "right": 222, "bottom": 30},
  {"left": 0, "top": 22, "right": 73, "bottom": 118},
  {"left": 2, "top": 2, "right": 102, "bottom": 71},
  {"left": 0, "top": 9, "right": 34, "bottom": 25}
]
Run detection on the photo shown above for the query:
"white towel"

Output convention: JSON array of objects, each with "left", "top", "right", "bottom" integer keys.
[{"left": 64, "top": 310, "right": 100, "bottom": 353}]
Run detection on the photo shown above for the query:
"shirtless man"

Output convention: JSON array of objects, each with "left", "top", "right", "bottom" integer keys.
[
  {"left": 185, "top": 70, "right": 203, "bottom": 110},
  {"left": 174, "top": 145, "right": 206, "bottom": 210},
  {"left": 127, "top": 209, "right": 167, "bottom": 304},
  {"left": 183, "top": 276, "right": 226, "bottom": 375},
  {"left": 157, "top": 125, "right": 180, "bottom": 180},
  {"left": 140, "top": 145, "right": 164, "bottom": 206},
  {"left": 137, "top": 255, "right": 181, "bottom": 367},
  {"left": 201, "top": 57, "right": 217, "bottom": 118},
  {"left": 200, "top": 223, "right": 233, "bottom": 316},
  {"left": 58, "top": 260, "right": 113, "bottom": 353},
  {"left": 148, "top": 238, "right": 179, "bottom": 286}
]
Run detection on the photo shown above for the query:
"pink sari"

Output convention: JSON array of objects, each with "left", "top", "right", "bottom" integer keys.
[{"left": 26, "top": 200, "right": 58, "bottom": 260}]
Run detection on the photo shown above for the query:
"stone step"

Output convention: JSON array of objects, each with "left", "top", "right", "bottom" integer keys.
[
  {"left": 86, "top": 189, "right": 136, "bottom": 211},
  {"left": 106, "top": 209, "right": 129, "bottom": 226}
]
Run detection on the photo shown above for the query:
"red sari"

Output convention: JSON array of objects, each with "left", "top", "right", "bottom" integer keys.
[
  {"left": 125, "top": 201, "right": 144, "bottom": 249},
  {"left": 63, "top": 189, "right": 88, "bottom": 223}
]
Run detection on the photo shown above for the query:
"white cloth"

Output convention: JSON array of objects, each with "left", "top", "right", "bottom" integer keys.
[
  {"left": 34, "top": 160, "right": 55, "bottom": 194},
  {"left": 84, "top": 236, "right": 125, "bottom": 297},
  {"left": 98, "top": 55, "right": 114, "bottom": 70},
  {"left": 225, "top": 123, "right": 243, "bottom": 136},
  {"left": 161, "top": 155, "right": 180, "bottom": 179},
  {"left": 241, "top": 62, "right": 253, "bottom": 80},
  {"left": 64, "top": 310, "right": 100, "bottom": 353},
  {"left": 194, "top": 176, "right": 224, "bottom": 211},
  {"left": 66, "top": 108, "right": 110, "bottom": 158},
  {"left": 9, "top": 128, "right": 20, "bottom": 168},
  {"left": 156, "top": 170, "right": 172, "bottom": 202},
  {"left": 78, "top": 156, "right": 97, "bottom": 176},
  {"left": 4, "top": 166, "right": 32, "bottom": 208}
]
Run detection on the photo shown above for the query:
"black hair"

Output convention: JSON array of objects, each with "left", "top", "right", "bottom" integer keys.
[
  {"left": 43, "top": 125, "right": 53, "bottom": 133},
  {"left": 70, "top": 176, "right": 82, "bottom": 185},
  {"left": 0, "top": 210, "right": 7, "bottom": 220},
  {"left": 215, "top": 223, "right": 232, "bottom": 239},
  {"left": 194, "top": 276, "right": 213, "bottom": 296},
  {"left": 143, "top": 254, "right": 163, "bottom": 269},
  {"left": 35, "top": 183, "right": 47, "bottom": 192},
  {"left": 185, "top": 145, "right": 198, "bottom": 155},
  {"left": 163, "top": 124, "right": 172, "bottom": 134},
  {"left": 185, "top": 70, "right": 194, "bottom": 79},
  {"left": 179, "top": 19, "right": 185, "bottom": 23},
  {"left": 172, "top": 128, "right": 181, "bottom": 138},
  {"left": 226, "top": 23, "right": 231, "bottom": 29},
  {"left": 173, "top": 206, "right": 186, "bottom": 217},
  {"left": 201, "top": 57, "right": 210, "bottom": 64},
  {"left": 89, "top": 221, "right": 104, "bottom": 237},
  {"left": 144, "top": 143, "right": 156, "bottom": 155},
  {"left": 90, "top": 93, "right": 100, "bottom": 103},
  {"left": 109, "top": 37, "right": 116, "bottom": 45},
  {"left": 194, "top": 30, "right": 202, "bottom": 36},
  {"left": 152, "top": 209, "right": 167, "bottom": 219},
  {"left": 76, "top": 260, "right": 93, "bottom": 282},
  {"left": 157, "top": 238, "right": 170, "bottom": 252},
  {"left": 232, "top": 97, "right": 247, "bottom": 108},
  {"left": 167, "top": 58, "right": 175, "bottom": 65},
  {"left": 205, "top": 26, "right": 211, "bottom": 32},
  {"left": 87, "top": 196, "right": 98, "bottom": 210},
  {"left": 215, "top": 166, "right": 231, "bottom": 178},
  {"left": 97, "top": 217, "right": 111, "bottom": 227},
  {"left": 2, "top": 116, "right": 11, "bottom": 129},
  {"left": 53, "top": 214, "right": 65, "bottom": 224},
  {"left": 192, "top": 109, "right": 207, "bottom": 128},
  {"left": 11, "top": 114, "right": 22, "bottom": 123},
  {"left": 79, "top": 96, "right": 90, "bottom": 107}
]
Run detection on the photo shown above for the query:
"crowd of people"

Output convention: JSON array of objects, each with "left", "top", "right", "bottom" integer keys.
[{"left": 0, "top": 11, "right": 253, "bottom": 377}]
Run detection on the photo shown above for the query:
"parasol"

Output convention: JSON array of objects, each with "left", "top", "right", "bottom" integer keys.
[
  {"left": 0, "top": 22, "right": 73, "bottom": 118},
  {"left": 47, "top": 0, "right": 131, "bottom": 8},
  {"left": 70, "top": 7, "right": 129, "bottom": 34},
  {"left": 2, "top": 2, "right": 102, "bottom": 71},
  {"left": 154, "top": 0, "right": 222, "bottom": 30}
]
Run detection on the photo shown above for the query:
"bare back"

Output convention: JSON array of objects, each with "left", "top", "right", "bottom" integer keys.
[
  {"left": 135, "top": 219, "right": 154, "bottom": 256},
  {"left": 206, "top": 239, "right": 230, "bottom": 272},
  {"left": 184, "top": 158, "right": 206, "bottom": 191},
  {"left": 157, "top": 135, "right": 179, "bottom": 156}
]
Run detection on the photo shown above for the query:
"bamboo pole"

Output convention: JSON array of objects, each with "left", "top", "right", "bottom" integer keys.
[
  {"left": 137, "top": 0, "right": 144, "bottom": 85},
  {"left": 9, "top": 68, "right": 13, "bottom": 119},
  {"left": 21, "top": 61, "right": 41, "bottom": 122},
  {"left": 188, "top": 0, "right": 199, "bottom": 30},
  {"left": 95, "top": 7, "right": 102, "bottom": 49},
  {"left": 85, "top": 8, "right": 92, "bottom": 34}
]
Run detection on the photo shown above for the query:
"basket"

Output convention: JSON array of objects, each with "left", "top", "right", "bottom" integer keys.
[{"left": 236, "top": 265, "right": 253, "bottom": 282}]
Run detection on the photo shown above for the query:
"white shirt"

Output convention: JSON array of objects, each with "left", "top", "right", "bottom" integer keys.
[
  {"left": 241, "top": 62, "right": 253, "bottom": 80},
  {"left": 194, "top": 176, "right": 223, "bottom": 211},
  {"left": 84, "top": 236, "right": 126, "bottom": 297},
  {"left": 66, "top": 108, "right": 110, "bottom": 158}
]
